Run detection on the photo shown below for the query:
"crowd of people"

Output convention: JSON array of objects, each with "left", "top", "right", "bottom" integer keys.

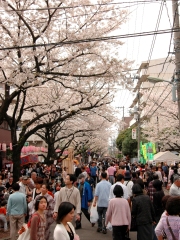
[{"left": 0, "top": 159, "right": 180, "bottom": 240}]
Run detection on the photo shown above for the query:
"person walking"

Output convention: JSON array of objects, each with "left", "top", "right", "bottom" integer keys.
[
  {"left": 152, "top": 180, "right": 165, "bottom": 240},
  {"left": 169, "top": 175, "right": 180, "bottom": 196},
  {"left": 123, "top": 171, "right": 134, "bottom": 205},
  {"left": 93, "top": 172, "right": 111, "bottom": 234},
  {"left": 54, "top": 202, "right": 80, "bottom": 240},
  {"left": 155, "top": 196, "right": 180, "bottom": 240},
  {"left": 147, "top": 174, "right": 159, "bottom": 202},
  {"left": 107, "top": 163, "right": 116, "bottom": 185},
  {"left": 7, "top": 183, "right": 27, "bottom": 240},
  {"left": 77, "top": 174, "right": 93, "bottom": 228},
  {"left": 53, "top": 174, "right": 81, "bottom": 228},
  {"left": 109, "top": 174, "right": 129, "bottom": 200},
  {"left": 90, "top": 162, "right": 98, "bottom": 187},
  {"left": 19, "top": 176, "right": 28, "bottom": 195},
  {"left": 106, "top": 185, "right": 131, "bottom": 240},
  {"left": 32, "top": 183, "right": 55, "bottom": 240},
  {"left": 131, "top": 184, "right": 156, "bottom": 240},
  {"left": 30, "top": 196, "right": 47, "bottom": 240}
]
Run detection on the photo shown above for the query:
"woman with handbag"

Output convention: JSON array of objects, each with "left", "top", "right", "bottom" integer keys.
[
  {"left": 131, "top": 184, "right": 156, "bottom": 240},
  {"left": 54, "top": 202, "right": 80, "bottom": 240},
  {"left": 155, "top": 196, "right": 180, "bottom": 240}
]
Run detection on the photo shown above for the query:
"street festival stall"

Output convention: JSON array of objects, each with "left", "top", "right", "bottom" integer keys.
[
  {"left": 152, "top": 151, "right": 180, "bottom": 165},
  {"left": 4, "top": 154, "right": 39, "bottom": 170},
  {"left": 20, "top": 154, "right": 39, "bottom": 166}
]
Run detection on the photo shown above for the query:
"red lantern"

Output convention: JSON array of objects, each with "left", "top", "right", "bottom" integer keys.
[
  {"left": 2, "top": 143, "right": 6, "bottom": 151},
  {"left": 10, "top": 143, "right": 12, "bottom": 150}
]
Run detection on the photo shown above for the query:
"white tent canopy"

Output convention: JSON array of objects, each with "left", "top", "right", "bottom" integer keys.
[{"left": 153, "top": 151, "right": 180, "bottom": 165}]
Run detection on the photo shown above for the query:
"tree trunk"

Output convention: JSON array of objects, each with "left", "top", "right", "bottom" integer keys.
[
  {"left": 45, "top": 143, "right": 56, "bottom": 165},
  {"left": 12, "top": 145, "right": 21, "bottom": 183}
]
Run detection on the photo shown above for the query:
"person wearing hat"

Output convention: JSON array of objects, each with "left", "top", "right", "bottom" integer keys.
[
  {"left": 19, "top": 176, "right": 28, "bottom": 195},
  {"left": 123, "top": 171, "right": 133, "bottom": 205},
  {"left": 77, "top": 173, "right": 93, "bottom": 228}
]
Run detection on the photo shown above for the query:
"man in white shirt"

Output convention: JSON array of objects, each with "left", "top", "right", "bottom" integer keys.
[
  {"left": 169, "top": 175, "right": 180, "bottom": 196},
  {"left": 53, "top": 174, "right": 81, "bottom": 228},
  {"left": 19, "top": 176, "right": 28, "bottom": 195},
  {"left": 123, "top": 171, "right": 134, "bottom": 198},
  {"left": 109, "top": 174, "right": 129, "bottom": 200},
  {"left": 28, "top": 172, "right": 37, "bottom": 190}
]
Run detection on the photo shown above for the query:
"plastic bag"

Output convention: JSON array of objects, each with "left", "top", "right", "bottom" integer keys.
[
  {"left": 106, "top": 222, "right": 112, "bottom": 231},
  {"left": 90, "top": 204, "right": 99, "bottom": 223},
  {"left": 17, "top": 224, "right": 30, "bottom": 240}
]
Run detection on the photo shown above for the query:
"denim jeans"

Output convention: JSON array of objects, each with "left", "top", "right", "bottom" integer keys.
[
  {"left": 97, "top": 207, "right": 107, "bottom": 230},
  {"left": 0, "top": 214, "right": 7, "bottom": 231}
]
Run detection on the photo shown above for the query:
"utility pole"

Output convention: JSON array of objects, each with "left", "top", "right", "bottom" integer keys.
[
  {"left": 122, "top": 106, "right": 124, "bottom": 123},
  {"left": 122, "top": 106, "right": 125, "bottom": 130},
  {"left": 132, "top": 91, "right": 141, "bottom": 161},
  {"left": 137, "top": 92, "right": 141, "bottom": 161},
  {"left": 172, "top": 0, "right": 180, "bottom": 130}
]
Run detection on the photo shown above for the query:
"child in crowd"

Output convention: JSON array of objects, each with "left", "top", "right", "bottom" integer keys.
[{"left": 0, "top": 200, "right": 8, "bottom": 232}]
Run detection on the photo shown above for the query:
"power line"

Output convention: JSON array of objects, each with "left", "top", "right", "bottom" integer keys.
[
  {"left": 145, "top": 0, "right": 164, "bottom": 71},
  {"left": 0, "top": 28, "right": 177, "bottom": 51},
  {"left": 131, "top": 3, "right": 139, "bottom": 60},
  {"left": 141, "top": 1, "right": 174, "bottom": 113},
  {"left": 0, "top": 2, "right": 158, "bottom": 23},
  {"left": 136, "top": 1, "right": 145, "bottom": 64},
  {"left": 148, "top": 88, "right": 172, "bottom": 118},
  {"left": 0, "top": 1, "right": 168, "bottom": 12},
  {"left": 132, "top": 0, "right": 165, "bottom": 119},
  {"left": 141, "top": 3, "right": 178, "bottom": 121}
]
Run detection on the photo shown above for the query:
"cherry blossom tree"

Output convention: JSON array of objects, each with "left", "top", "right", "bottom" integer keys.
[{"left": 0, "top": 0, "right": 133, "bottom": 181}]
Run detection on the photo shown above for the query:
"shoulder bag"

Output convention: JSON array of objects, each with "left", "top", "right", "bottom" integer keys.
[
  {"left": 166, "top": 217, "right": 177, "bottom": 240},
  {"left": 17, "top": 213, "right": 40, "bottom": 240}
]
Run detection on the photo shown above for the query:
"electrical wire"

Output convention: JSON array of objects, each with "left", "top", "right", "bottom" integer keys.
[
  {"left": 0, "top": 28, "right": 178, "bottom": 51},
  {"left": 140, "top": 2, "right": 178, "bottom": 121},
  {"left": 145, "top": 0, "right": 164, "bottom": 73},
  {"left": 125, "top": 1, "right": 131, "bottom": 59},
  {"left": 130, "top": 0, "right": 165, "bottom": 117},
  {"left": 148, "top": 87, "right": 172, "bottom": 118},
  {"left": 136, "top": 1, "right": 145, "bottom": 64},
  {"left": 0, "top": 0, "right": 168, "bottom": 12},
  {"left": 140, "top": 0, "right": 172, "bottom": 116},
  {"left": 165, "top": 1, "right": 172, "bottom": 28},
  {"left": 131, "top": 3, "right": 139, "bottom": 60}
]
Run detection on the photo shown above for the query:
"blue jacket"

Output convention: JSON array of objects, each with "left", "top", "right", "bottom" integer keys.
[{"left": 78, "top": 181, "right": 93, "bottom": 209}]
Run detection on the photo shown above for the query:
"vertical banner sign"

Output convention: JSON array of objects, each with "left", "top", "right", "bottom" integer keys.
[{"left": 132, "top": 128, "right": 137, "bottom": 139}]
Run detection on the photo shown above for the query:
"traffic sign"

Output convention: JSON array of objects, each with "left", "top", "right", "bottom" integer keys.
[{"left": 132, "top": 128, "right": 137, "bottom": 139}]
